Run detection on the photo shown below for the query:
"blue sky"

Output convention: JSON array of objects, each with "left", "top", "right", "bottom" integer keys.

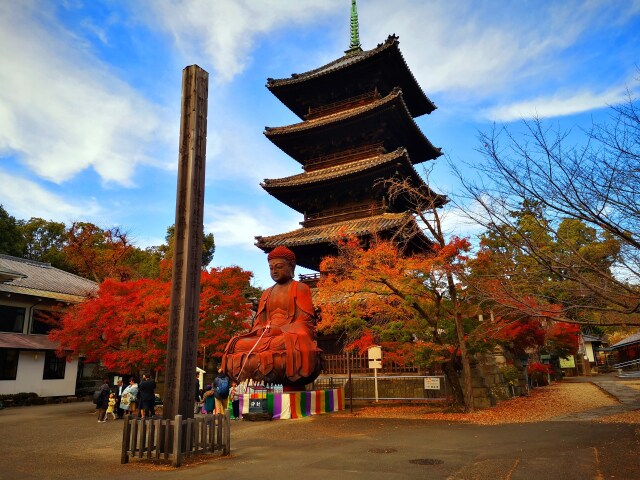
[{"left": 1, "top": 0, "right": 639, "bottom": 287}]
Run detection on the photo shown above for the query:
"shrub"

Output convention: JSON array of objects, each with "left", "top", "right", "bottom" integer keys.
[{"left": 527, "top": 362, "right": 551, "bottom": 386}]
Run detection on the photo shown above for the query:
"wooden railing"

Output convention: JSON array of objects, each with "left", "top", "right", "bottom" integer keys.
[
  {"left": 121, "top": 412, "right": 230, "bottom": 467},
  {"left": 302, "top": 202, "right": 386, "bottom": 227},
  {"left": 304, "top": 143, "right": 384, "bottom": 171},
  {"left": 305, "top": 90, "right": 381, "bottom": 120},
  {"left": 322, "top": 354, "right": 419, "bottom": 375}
]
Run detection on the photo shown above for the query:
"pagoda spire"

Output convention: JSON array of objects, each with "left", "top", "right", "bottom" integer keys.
[{"left": 345, "top": 0, "right": 363, "bottom": 55}]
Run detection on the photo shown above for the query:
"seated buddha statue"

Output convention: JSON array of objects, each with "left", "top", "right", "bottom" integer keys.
[{"left": 221, "top": 246, "right": 323, "bottom": 387}]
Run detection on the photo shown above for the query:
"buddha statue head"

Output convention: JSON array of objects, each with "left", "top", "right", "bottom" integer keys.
[{"left": 267, "top": 246, "right": 296, "bottom": 284}]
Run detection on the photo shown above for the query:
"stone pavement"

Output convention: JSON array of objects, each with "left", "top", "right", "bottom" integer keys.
[
  {"left": 554, "top": 373, "right": 640, "bottom": 421},
  {"left": 0, "top": 376, "right": 638, "bottom": 480}
]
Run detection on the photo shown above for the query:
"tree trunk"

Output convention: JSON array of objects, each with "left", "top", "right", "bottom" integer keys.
[
  {"left": 441, "top": 360, "right": 465, "bottom": 409},
  {"left": 447, "top": 272, "right": 475, "bottom": 412}
]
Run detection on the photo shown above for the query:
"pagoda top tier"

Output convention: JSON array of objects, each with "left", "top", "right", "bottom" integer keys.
[{"left": 266, "top": 35, "right": 436, "bottom": 119}]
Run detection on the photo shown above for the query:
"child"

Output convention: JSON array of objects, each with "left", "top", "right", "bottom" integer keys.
[
  {"left": 202, "top": 385, "right": 215, "bottom": 415},
  {"left": 105, "top": 393, "right": 117, "bottom": 421}
]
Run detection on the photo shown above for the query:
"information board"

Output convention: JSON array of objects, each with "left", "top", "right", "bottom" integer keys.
[{"left": 424, "top": 377, "right": 441, "bottom": 390}]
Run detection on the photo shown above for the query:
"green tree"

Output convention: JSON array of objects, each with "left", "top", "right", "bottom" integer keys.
[
  {"left": 157, "top": 225, "right": 216, "bottom": 268},
  {"left": 17, "top": 217, "right": 68, "bottom": 268},
  {"left": 0, "top": 205, "right": 25, "bottom": 256}
]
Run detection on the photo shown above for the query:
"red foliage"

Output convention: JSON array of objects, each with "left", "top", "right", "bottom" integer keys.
[{"left": 51, "top": 267, "right": 254, "bottom": 373}]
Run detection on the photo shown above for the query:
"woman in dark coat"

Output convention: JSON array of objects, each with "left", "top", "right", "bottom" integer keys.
[{"left": 96, "top": 379, "right": 111, "bottom": 422}]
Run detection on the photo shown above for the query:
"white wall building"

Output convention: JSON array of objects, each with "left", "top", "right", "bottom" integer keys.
[{"left": 0, "top": 255, "right": 97, "bottom": 397}]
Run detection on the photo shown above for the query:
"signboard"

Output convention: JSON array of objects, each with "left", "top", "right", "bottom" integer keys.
[
  {"left": 249, "top": 398, "right": 267, "bottom": 413},
  {"left": 559, "top": 356, "right": 576, "bottom": 368},
  {"left": 424, "top": 377, "right": 441, "bottom": 390},
  {"left": 368, "top": 346, "right": 382, "bottom": 369}
]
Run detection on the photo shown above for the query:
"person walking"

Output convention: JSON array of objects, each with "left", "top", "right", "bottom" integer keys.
[
  {"left": 104, "top": 393, "right": 117, "bottom": 421},
  {"left": 213, "top": 368, "right": 230, "bottom": 414},
  {"left": 95, "top": 379, "right": 110, "bottom": 423},
  {"left": 138, "top": 373, "right": 156, "bottom": 418}
]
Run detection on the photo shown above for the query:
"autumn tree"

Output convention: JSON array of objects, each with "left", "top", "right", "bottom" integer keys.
[
  {"left": 467, "top": 200, "right": 627, "bottom": 326},
  {"left": 51, "top": 266, "right": 255, "bottom": 374},
  {"left": 50, "top": 278, "right": 171, "bottom": 374},
  {"left": 453, "top": 89, "right": 640, "bottom": 325},
  {"left": 377, "top": 173, "right": 475, "bottom": 410},
  {"left": 198, "top": 266, "right": 256, "bottom": 367},
  {"left": 316, "top": 236, "right": 474, "bottom": 410}
]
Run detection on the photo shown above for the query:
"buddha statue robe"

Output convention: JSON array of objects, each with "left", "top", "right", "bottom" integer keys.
[{"left": 222, "top": 280, "right": 323, "bottom": 387}]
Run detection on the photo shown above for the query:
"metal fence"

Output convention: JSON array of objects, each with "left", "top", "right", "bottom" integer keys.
[
  {"left": 313, "top": 375, "right": 448, "bottom": 402},
  {"left": 322, "top": 354, "right": 420, "bottom": 375}
]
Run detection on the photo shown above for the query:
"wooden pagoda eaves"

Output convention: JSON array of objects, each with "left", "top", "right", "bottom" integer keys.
[
  {"left": 264, "top": 88, "right": 442, "bottom": 164},
  {"left": 255, "top": 212, "right": 431, "bottom": 271},
  {"left": 261, "top": 147, "right": 447, "bottom": 215},
  {"left": 266, "top": 35, "right": 436, "bottom": 119}
]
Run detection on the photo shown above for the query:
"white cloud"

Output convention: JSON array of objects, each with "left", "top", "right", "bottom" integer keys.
[
  {"left": 0, "top": 169, "right": 101, "bottom": 221},
  {"left": 205, "top": 204, "right": 300, "bottom": 250},
  {"left": 142, "top": 0, "right": 342, "bottom": 84},
  {"left": 0, "top": 2, "right": 173, "bottom": 186},
  {"left": 485, "top": 87, "right": 630, "bottom": 122},
  {"left": 362, "top": 0, "right": 640, "bottom": 107}
]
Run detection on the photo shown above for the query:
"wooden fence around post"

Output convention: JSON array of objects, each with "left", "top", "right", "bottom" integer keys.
[{"left": 121, "top": 411, "right": 231, "bottom": 467}]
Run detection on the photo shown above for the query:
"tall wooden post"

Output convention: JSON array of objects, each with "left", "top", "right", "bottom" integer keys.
[{"left": 163, "top": 65, "right": 209, "bottom": 421}]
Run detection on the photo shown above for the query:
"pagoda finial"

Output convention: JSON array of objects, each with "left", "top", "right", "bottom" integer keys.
[{"left": 345, "top": 0, "right": 362, "bottom": 55}]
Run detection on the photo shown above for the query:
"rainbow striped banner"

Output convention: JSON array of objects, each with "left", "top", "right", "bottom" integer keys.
[{"left": 236, "top": 388, "right": 344, "bottom": 420}]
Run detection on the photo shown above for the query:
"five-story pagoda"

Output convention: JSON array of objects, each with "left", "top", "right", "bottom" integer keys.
[{"left": 255, "top": 1, "right": 445, "bottom": 273}]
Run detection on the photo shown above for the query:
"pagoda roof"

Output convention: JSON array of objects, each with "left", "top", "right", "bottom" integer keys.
[
  {"left": 261, "top": 148, "right": 445, "bottom": 214},
  {"left": 267, "top": 35, "right": 436, "bottom": 118},
  {"left": 255, "top": 212, "right": 430, "bottom": 271},
  {"left": 264, "top": 88, "right": 441, "bottom": 164}
]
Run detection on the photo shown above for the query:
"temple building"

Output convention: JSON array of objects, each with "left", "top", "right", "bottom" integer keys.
[{"left": 255, "top": 1, "right": 445, "bottom": 274}]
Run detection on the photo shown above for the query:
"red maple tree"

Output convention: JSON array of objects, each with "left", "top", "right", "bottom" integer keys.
[{"left": 51, "top": 267, "right": 254, "bottom": 374}]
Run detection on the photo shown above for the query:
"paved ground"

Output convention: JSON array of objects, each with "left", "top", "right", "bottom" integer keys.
[{"left": 0, "top": 375, "right": 638, "bottom": 480}]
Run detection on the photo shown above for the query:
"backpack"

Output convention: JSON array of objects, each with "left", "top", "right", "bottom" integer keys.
[
  {"left": 92, "top": 389, "right": 102, "bottom": 404},
  {"left": 215, "top": 376, "right": 229, "bottom": 399}
]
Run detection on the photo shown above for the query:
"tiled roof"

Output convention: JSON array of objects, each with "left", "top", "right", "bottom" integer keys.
[
  {"left": 262, "top": 148, "right": 418, "bottom": 189},
  {"left": 266, "top": 88, "right": 402, "bottom": 135},
  {"left": 610, "top": 333, "right": 640, "bottom": 349},
  {"left": 0, "top": 332, "right": 59, "bottom": 350},
  {"left": 0, "top": 255, "right": 97, "bottom": 303},
  {"left": 267, "top": 37, "right": 397, "bottom": 87},
  {"left": 264, "top": 88, "right": 441, "bottom": 163},
  {"left": 255, "top": 212, "right": 416, "bottom": 248},
  {"left": 266, "top": 35, "right": 435, "bottom": 116}
]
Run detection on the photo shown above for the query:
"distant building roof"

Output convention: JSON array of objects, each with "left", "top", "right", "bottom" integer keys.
[
  {"left": 582, "top": 334, "right": 603, "bottom": 343},
  {"left": 610, "top": 333, "right": 640, "bottom": 349},
  {"left": 0, "top": 332, "right": 59, "bottom": 350},
  {"left": 0, "top": 254, "right": 97, "bottom": 303}
]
